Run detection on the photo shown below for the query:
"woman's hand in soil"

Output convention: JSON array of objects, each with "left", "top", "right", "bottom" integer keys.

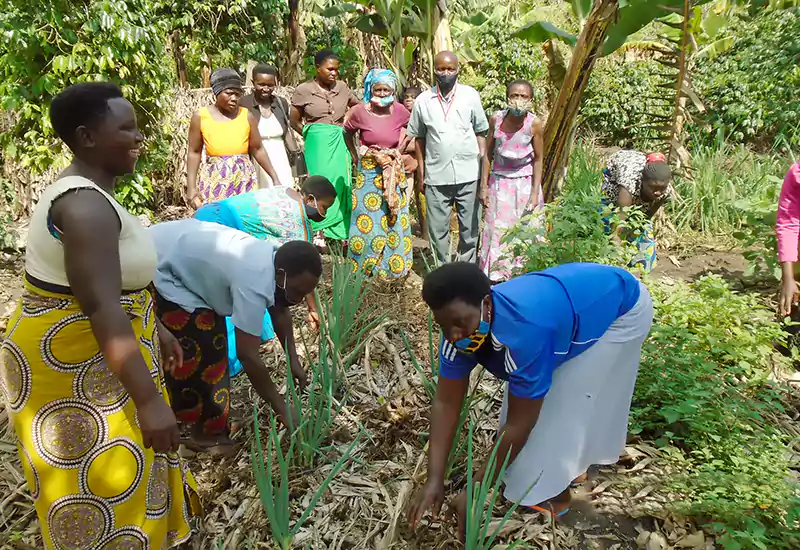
[
  {"left": 447, "top": 491, "right": 468, "bottom": 542},
  {"left": 138, "top": 394, "right": 180, "bottom": 453},
  {"left": 780, "top": 277, "right": 798, "bottom": 317},
  {"left": 407, "top": 479, "right": 445, "bottom": 529},
  {"left": 156, "top": 322, "right": 183, "bottom": 376}
]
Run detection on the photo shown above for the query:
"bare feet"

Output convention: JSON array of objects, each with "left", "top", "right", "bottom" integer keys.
[{"left": 572, "top": 471, "right": 588, "bottom": 485}]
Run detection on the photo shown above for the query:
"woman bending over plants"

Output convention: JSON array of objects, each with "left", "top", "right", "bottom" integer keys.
[
  {"left": 601, "top": 150, "right": 672, "bottom": 272},
  {"left": 407, "top": 262, "right": 653, "bottom": 537}
]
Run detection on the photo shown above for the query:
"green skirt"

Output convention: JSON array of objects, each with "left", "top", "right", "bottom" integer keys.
[{"left": 304, "top": 123, "right": 352, "bottom": 241}]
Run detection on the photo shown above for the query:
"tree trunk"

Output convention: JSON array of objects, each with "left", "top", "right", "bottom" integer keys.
[
  {"left": 541, "top": 0, "right": 619, "bottom": 203},
  {"left": 171, "top": 30, "right": 188, "bottom": 88},
  {"left": 282, "top": 0, "right": 306, "bottom": 86},
  {"left": 667, "top": 0, "right": 691, "bottom": 170},
  {"left": 433, "top": 1, "right": 452, "bottom": 54}
]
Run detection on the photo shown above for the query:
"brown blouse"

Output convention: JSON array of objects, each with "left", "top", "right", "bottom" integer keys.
[{"left": 291, "top": 80, "right": 358, "bottom": 126}]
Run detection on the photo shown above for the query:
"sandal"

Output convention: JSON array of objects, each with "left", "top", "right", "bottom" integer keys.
[
  {"left": 528, "top": 504, "right": 570, "bottom": 519},
  {"left": 570, "top": 472, "right": 588, "bottom": 488}
]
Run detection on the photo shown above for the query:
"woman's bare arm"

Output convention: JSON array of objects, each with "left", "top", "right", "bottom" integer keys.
[
  {"left": 52, "top": 190, "right": 179, "bottom": 452},
  {"left": 186, "top": 112, "right": 204, "bottom": 209}
]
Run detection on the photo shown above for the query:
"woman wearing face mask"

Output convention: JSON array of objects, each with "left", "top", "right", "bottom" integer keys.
[
  {"left": 194, "top": 175, "right": 336, "bottom": 375},
  {"left": 291, "top": 49, "right": 359, "bottom": 243},
  {"left": 479, "top": 79, "right": 544, "bottom": 283},
  {"left": 343, "top": 68, "right": 414, "bottom": 278},
  {"left": 186, "top": 68, "right": 285, "bottom": 209},
  {"left": 408, "top": 262, "right": 653, "bottom": 535},
  {"left": 240, "top": 64, "right": 298, "bottom": 187},
  {"left": 148, "top": 220, "right": 322, "bottom": 454}
]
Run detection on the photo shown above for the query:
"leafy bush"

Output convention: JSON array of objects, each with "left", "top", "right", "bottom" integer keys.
[
  {"left": 0, "top": 0, "right": 174, "bottom": 215},
  {"left": 634, "top": 275, "right": 800, "bottom": 549},
  {"left": 155, "top": 0, "right": 286, "bottom": 87},
  {"left": 582, "top": 58, "right": 671, "bottom": 149},
  {"left": 504, "top": 142, "right": 644, "bottom": 272},
  {"left": 458, "top": 25, "right": 549, "bottom": 115},
  {"left": 303, "top": 15, "right": 364, "bottom": 87},
  {"left": 693, "top": 8, "right": 800, "bottom": 150}
]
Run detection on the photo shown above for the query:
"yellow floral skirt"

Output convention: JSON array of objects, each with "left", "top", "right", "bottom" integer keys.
[{"left": 0, "top": 281, "right": 201, "bottom": 549}]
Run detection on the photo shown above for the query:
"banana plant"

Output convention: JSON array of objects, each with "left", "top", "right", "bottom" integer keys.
[
  {"left": 511, "top": 0, "right": 713, "bottom": 202},
  {"left": 323, "top": 0, "right": 430, "bottom": 85}
]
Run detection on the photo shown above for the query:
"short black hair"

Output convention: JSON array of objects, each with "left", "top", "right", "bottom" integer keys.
[
  {"left": 301, "top": 175, "right": 337, "bottom": 201},
  {"left": 252, "top": 64, "right": 279, "bottom": 80},
  {"left": 642, "top": 161, "right": 672, "bottom": 183},
  {"left": 315, "top": 49, "right": 338, "bottom": 67},
  {"left": 275, "top": 240, "right": 322, "bottom": 278},
  {"left": 422, "top": 262, "right": 491, "bottom": 310},
  {"left": 506, "top": 79, "right": 534, "bottom": 97},
  {"left": 400, "top": 86, "right": 421, "bottom": 101},
  {"left": 50, "top": 82, "right": 124, "bottom": 149}
]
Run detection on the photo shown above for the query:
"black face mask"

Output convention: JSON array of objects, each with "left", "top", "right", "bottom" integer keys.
[
  {"left": 305, "top": 203, "right": 324, "bottom": 223},
  {"left": 435, "top": 72, "right": 458, "bottom": 91},
  {"left": 274, "top": 269, "right": 303, "bottom": 307},
  {"left": 304, "top": 195, "right": 325, "bottom": 223}
]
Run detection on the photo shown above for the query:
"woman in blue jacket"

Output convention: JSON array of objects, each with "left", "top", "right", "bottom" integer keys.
[{"left": 408, "top": 262, "right": 653, "bottom": 534}]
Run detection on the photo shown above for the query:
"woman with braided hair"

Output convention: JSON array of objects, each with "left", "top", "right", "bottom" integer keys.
[{"left": 601, "top": 150, "right": 672, "bottom": 272}]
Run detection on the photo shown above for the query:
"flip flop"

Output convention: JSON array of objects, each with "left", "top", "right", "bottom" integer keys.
[
  {"left": 528, "top": 504, "right": 570, "bottom": 519},
  {"left": 570, "top": 473, "right": 588, "bottom": 488}
]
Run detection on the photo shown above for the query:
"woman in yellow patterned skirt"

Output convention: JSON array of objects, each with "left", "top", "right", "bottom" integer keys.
[{"left": 0, "top": 83, "right": 200, "bottom": 549}]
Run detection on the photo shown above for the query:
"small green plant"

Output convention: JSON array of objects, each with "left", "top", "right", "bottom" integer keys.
[
  {"left": 251, "top": 406, "right": 361, "bottom": 550},
  {"left": 317, "top": 254, "right": 387, "bottom": 384},
  {"left": 463, "top": 419, "right": 531, "bottom": 550},
  {"left": 633, "top": 275, "right": 800, "bottom": 549}
]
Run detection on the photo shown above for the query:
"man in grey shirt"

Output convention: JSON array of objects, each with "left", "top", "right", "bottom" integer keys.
[
  {"left": 148, "top": 219, "right": 321, "bottom": 450},
  {"left": 407, "top": 50, "right": 489, "bottom": 264}
]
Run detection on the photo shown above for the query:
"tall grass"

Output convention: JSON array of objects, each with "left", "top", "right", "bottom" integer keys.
[
  {"left": 669, "top": 139, "right": 786, "bottom": 235},
  {"left": 286, "top": 330, "right": 342, "bottom": 468}
]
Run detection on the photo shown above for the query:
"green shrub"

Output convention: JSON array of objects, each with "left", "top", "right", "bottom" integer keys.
[
  {"left": 582, "top": 58, "right": 671, "bottom": 149},
  {"left": 634, "top": 275, "right": 800, "bottom": 549},
  {"left": 693, "top": 8, "right": 800, "bottom": 150},
  {"left": 0, "top": 0, "right": 174, "bottom": 215},
  {"left": 458, "top": 25, "right": 549, "bottom": 115}
]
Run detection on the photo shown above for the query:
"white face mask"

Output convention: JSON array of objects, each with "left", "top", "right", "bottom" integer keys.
[{"left": 370, "top": 95, "right": 394, "bottom": 107}]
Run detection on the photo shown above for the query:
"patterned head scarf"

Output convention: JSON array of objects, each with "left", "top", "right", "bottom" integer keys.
[
  {"left": 363, "top": 68, "right": 398, "bottom": 104},
  {"left": 210, "top": 68, "right": 243, "bottom": 96}
]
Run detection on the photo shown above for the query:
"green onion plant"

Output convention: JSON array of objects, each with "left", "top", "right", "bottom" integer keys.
[
  {"left": 463, "top": 419, "right": 533, "bottom": 550},
  {"left": 251, "top": 406, "right": 361, "bottom": 550},
  {"left": 316, "top": 254, "right": 387, "bottom": 386}
]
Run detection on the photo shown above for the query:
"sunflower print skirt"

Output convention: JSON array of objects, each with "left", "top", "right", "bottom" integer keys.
[
  {"left": 347, "top": 156, "right": 413, "bottom": 278},
  {"left": 0, "top": 281, "right": 200, "bottom": 549}
]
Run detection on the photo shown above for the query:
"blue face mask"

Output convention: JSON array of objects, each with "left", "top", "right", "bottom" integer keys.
[
  {"left": 370, "top": 95, "right": 394, "bottom": 107},
  {"left": 454, "top": 303, "right": 490, "bottom": 353}
]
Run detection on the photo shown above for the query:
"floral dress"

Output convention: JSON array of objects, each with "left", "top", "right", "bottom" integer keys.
[{"left": 479, "top": 110, "right": 543, "bottom": 282}]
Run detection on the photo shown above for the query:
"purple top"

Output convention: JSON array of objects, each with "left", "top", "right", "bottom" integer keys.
[
  {"left": 491, "top": 110, "right": 535, "bottom": 178},
  {"left": 344, "top": 103, "right": 411, "bottom": 149}
]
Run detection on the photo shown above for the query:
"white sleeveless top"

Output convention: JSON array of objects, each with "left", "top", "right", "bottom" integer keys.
[{"left": 25, "top": 176, "right": 157, "bottom": 290}]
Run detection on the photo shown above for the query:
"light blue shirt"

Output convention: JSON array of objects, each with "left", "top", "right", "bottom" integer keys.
[
  {"left": 406, "top": 83, "right": 489, "bottom": 186},
  {"left": 148, "top": 219, "right": 276, "bottom": 336}
]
